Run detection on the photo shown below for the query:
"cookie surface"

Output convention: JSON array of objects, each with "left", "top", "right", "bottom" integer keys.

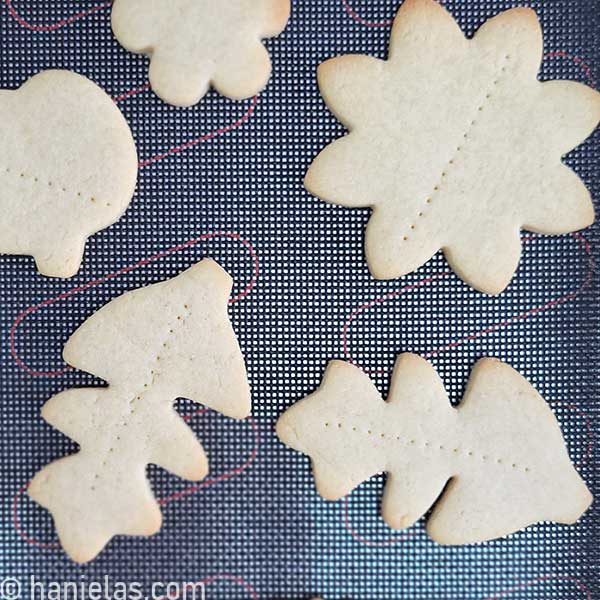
[
  {"left": 28, "top": 259, "right": 251, "bottom": 563},
  {"left": 0, "top": 70, "right": 138, "bottom": 278},
  {"left": 305, "top": 0, "right": 600, "bottom": 294},
  {"left": 111, "top": 0, "right": 290, "bottom": 106},
  {"left": 277, "top": 354, "right": 592, "bottom": 544}
]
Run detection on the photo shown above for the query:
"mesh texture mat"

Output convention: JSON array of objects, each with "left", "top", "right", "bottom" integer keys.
[{"left": 0, "top": 0, "right": 598, "bottom": 598}]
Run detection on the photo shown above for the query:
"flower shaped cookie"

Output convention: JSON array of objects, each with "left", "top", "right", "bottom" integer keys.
[
  {"left": 112, "top": 0, "right": 290, "bottom": 106},
  {"left": 305, "top": 0, "right": 600, "bottom": 294}
]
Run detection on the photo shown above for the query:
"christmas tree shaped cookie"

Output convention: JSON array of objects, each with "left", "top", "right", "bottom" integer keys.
[
  {"left": 277, "top": 354, "right": 592, "bottom": 543},
  {"left": 29, "top": 260, "right": 251, "bottom": 563}
]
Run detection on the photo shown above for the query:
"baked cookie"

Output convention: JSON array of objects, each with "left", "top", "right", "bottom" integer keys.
[
  {"left": 277, "top": 354, "right": 592, "bottom": 543},
  {"left": 29, "top": 260, "right": 251, "bottom": 563},
  {"left": 0, "top": 70, "right": 138, "bottom": 278},
  {"left": 305, "top": 0, "right": 600, "bottom": 294},
  {"left": 112, "top": 0, "right": 290, "bottom": 106}
]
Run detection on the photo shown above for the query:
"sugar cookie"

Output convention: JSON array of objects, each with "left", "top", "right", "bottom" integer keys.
[
  {"left": 112, "top": 0, "right": 290, "bottom": 106},
  {"left": 0, "top": 70, "right": 138, "bottom": 278},
  {"left": 305, "top": 0, "right": 600, "bottom": 294},
  {"left": 277, "top": 354, "right": 592, "bottom": 544},
  {"left": 29, "top": 259, "right": 251, "bottom": 563}
]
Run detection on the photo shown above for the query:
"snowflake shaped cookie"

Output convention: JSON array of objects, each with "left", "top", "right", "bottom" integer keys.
[
  {"left": 305, "top": 0, "right": 600, "bottom": 294},
  {"left": 112, "top": 0, "right": 290, "bottom": 106}
]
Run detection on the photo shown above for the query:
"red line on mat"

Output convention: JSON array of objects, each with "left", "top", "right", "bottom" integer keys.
[
  {"left": 423, "top": 234, "right": 594, "bottom": 359},
  {"left": 545, "top": 51, "right": 598, "bottom": 89},
  {"left": 550, "top": 401, "right": 595, "bottom": 468},
  {"left": 137, "top": 95, "right": 258, "bottom": 167},
  {"left": 112, "top": 82, "right": 151, "bottom": 103},
  {"left": 341, "top": 0, "right": 447, "bottom": 27},
  {"left": 9, "top": 231, "right": 259, "bottom": 378},
  {"left": 340, "top": 0, "right": 394, "bottom": 27},
  {"left": 342, "top": 234, "right": 594, "bottom": 373},
  {"left": 158, "top": 416, "right": 261, "bottom": 506},
  {"left": 4, "top": 0, "right": 111, "bottom": 32},
  {"left": 13, "top": 410, "right": 260, "bottom": 551},
  {"left": 341, "top": 270, "right": 451, "bottom": 375},
  {"left": 110, "top": 89, "right": 258, "bottom": 167},
  {"left": 482, "top": 574, "right": 591, "bottom": 600},
  {"left": 12, "top": 483, "right": 60, "bottom": 550}
]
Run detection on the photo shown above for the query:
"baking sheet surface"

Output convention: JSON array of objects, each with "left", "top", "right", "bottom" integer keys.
[{"left": 1, "top": 1, "right": 598, "bottom": 598}]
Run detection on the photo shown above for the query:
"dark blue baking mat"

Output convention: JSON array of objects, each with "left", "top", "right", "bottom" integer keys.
[{"left": 0, "top": 0, "right": 598, "bottom": 598}]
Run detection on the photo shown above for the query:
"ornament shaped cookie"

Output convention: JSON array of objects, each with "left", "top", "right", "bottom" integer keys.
[
  {"left": 29, "top": 260, "right": 251, "bottom": 563},
  {"left": 277, "top": 354, "right": 592, "bottom": 544},
  {"left": 0, "top": 70, "right": 138, "bottom": 278},
  {"left": 305, "top": 0, "right": 600, "bottom": 294},
  {"left": 111, "top": 0, "right": 290, "bottom": 106}
]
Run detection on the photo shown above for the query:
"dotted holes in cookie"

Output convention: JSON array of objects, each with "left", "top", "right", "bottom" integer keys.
[
  {"left": 398, "top": 53, "right": 511, "bottom": 244},
  {"left": 322, "top": 422, "right": 527, "bottom": 472},
  {"left": 3, "top": 167, "right": 112, "bottom": 207}
]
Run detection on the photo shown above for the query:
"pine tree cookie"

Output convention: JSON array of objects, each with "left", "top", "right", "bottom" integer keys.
[
  {"left": 277, "top": 354, "right": 592, "bottom": 544},
  {"left": 112, "top": 0, "right": 290, "bottom": 106},
  {"left": 305, "top": 0, "right": 600, "bottom": 294},
  {"left": 29, "top": 260, "right": 251, "bottom": 563},
  {"left": 0, "top": 70, "right": 138, "bottom": 278}
]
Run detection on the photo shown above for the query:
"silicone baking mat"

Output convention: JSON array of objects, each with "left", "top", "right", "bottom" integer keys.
[{"left": 1, "top": 0, "right": 598, "bottom": 598}]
